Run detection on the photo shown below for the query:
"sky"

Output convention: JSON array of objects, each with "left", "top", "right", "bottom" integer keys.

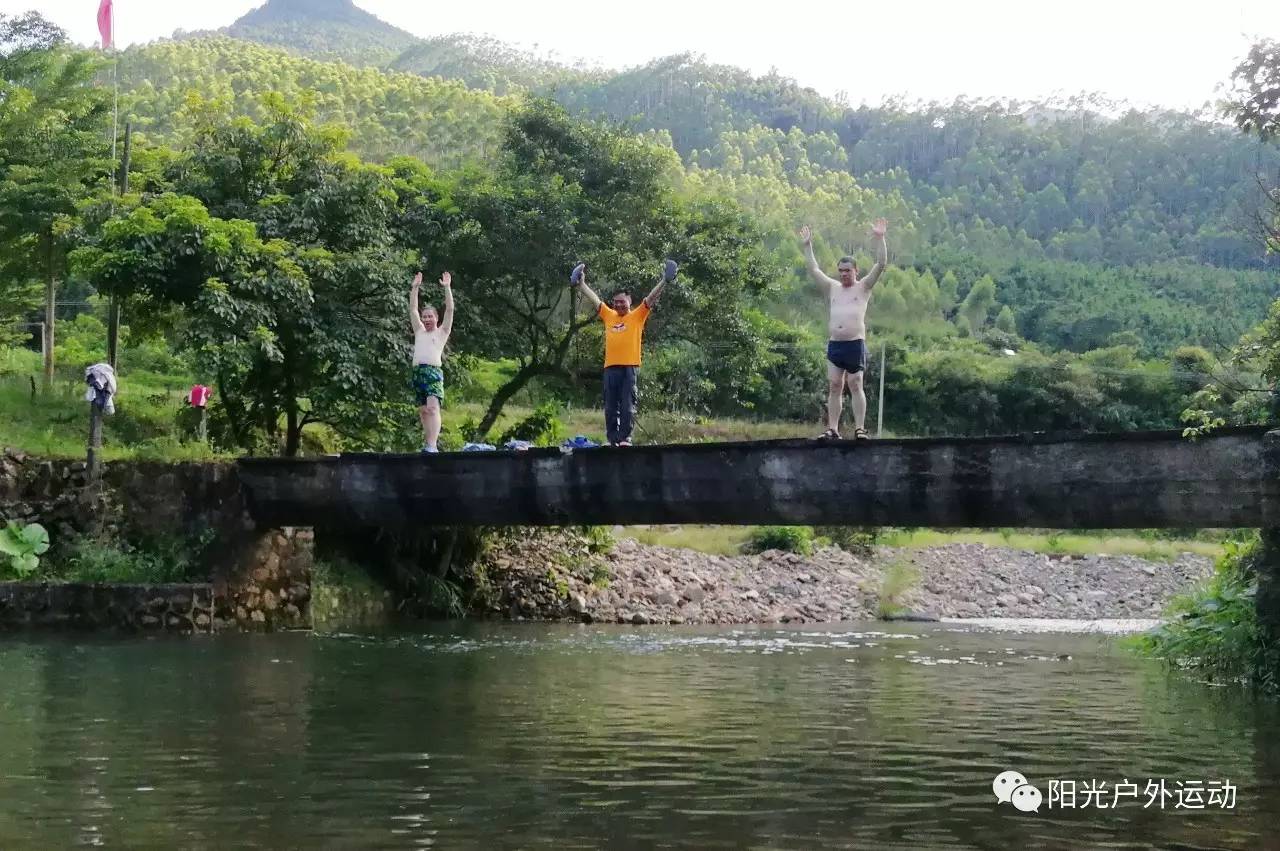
[{"left": 5, "top": 0, "right": 1278, "bottom": 110}]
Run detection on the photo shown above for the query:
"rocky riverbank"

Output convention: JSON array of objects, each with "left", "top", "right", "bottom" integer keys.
[{"left": 484, "top": 534, "right": 1212, "bottom": 625}]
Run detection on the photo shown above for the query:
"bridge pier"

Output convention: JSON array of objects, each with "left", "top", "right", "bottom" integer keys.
[
  {"left": 1260, "top": 431, "right": 1280, "bottom": 645},
  {"left": 1257, "top": 530, "right": 1280, "bottom": 645}
]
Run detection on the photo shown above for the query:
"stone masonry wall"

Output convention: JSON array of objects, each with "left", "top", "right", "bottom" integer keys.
[
  {"left": 0, "top": 583, "right": 214, "bottom": 632},
  {"left": 0, "top": 448, "right": 313, "bottom": 632}
]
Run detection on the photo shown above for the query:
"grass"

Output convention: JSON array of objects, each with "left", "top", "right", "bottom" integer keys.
[
  {"left": 311, "top": 557, "right": 399, "bottom": 628},
  {"left": 878, "top": 529, "right": 1224, "bottom": 561},
  {"left": 0, "top": 347, "right": 226, "bottom": 461},
  {"left": 2, "top": 342, "right": 824, "bottom": 460},
  {"left": 312, "top": 557, "right": 390, "bottom": 597},
  {"left": 619, "top": 525, "right": 1224, "bottom": 562},
  {"left": 50, "top": 534, "right": 211, "bottom": 584},
  {"left": 624, "top": 526, "right": 754, "bottom": 556}
]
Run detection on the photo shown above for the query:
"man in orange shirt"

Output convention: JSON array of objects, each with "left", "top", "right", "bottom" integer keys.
[{"left": 571, "top": 259, "right": 677, "bottom": 446}]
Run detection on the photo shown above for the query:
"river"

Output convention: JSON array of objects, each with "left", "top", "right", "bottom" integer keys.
[{"left": 1, "top": 621, "right": 1276, "bottom": 849}]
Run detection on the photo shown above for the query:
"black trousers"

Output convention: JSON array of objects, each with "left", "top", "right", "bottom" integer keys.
[{"left": 603, "top": 365, "right": 637, "bottom": 444}]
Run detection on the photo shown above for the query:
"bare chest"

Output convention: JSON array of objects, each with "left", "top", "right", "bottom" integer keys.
[{"left": 829, "top": 285, "right": 869, "bottom": 313}]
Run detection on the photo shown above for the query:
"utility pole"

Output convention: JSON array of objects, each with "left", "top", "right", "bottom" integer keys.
[
  {"left": 877, "top": 343, "right": 887, "bottom": 438},
  {"left": 107, "top": 121, "right": 131, "bottom": 370},
  {"left": 42, "top": 233, "right": 55, "bottom": 391}
]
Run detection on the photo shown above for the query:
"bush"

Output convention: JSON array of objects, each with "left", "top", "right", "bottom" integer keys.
[
  {"left": 578, "top": 525, "right": 615, "bottom": 556},
  {"left": 122, "top": 338, "right": 188, "bottom": 375},
  {"left": 815, "top": 526, "right": 882, "bottom": 555},
  {"left": 496, "top": 401, "right": 565, "bottom": 446},
  {"left": 53, "top": 313, "right": 108, "bottom": 368},
  {"left": 877, "top": 558, "right": 921, "bottom": 618},
  {"left": 60, "top": 533, "right": 212, "bottom": 583},
  {"left": 1134, "top": 535, "right": 1280, "bottom": 692},
  {"left": 743, "top": 526, "right": 814, "bottom": 556}
]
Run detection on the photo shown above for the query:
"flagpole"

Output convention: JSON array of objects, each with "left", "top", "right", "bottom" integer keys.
[
  {"left": 110, "top": 3, "right": 118, "bottom": 172},
  {"left": 106, "top": 0, "right": 123, "bottom": 371}
]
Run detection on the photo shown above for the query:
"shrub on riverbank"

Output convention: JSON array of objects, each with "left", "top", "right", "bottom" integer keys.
[
  {"left": 815, "top": 526, "right": 883, "bottom": 555},
  {"left": 743, "top": 526, "right": 814, "bottom": 556},
  {"left": 876, "top": 558, "right": 921, "bottom": 618},
  {"left": 56, "top": 534, "right": 211, "bottom": 584},
  {"left": 1135, "top": 535, "right": 1280, "bottom": 693}
]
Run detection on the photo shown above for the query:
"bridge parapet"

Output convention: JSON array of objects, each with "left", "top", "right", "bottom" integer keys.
[{"left": 236, "top": 427, "right": 1277, "bottom": 530}]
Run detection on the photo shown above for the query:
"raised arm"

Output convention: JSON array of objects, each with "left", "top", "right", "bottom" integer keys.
[
  {"left": 439, "top": 271, "right": 454, "bottom": 335},
  {"left": 409, "top": 272, "right": 425, "bottom": 332},
  {"left": 799, "top": 225, "right": 837, "bottom": 293},
  {"left": 643, "top": 259, "right": 678, "bottom": 308},
  {"left": 570, "top": 262, "right": 602, "bottom": 312},
  {"left": 858, "top": 218, "right": 889, "bottom": 290}
]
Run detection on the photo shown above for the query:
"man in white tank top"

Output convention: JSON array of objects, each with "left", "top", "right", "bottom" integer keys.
[
  {"left": 800, "top": 219, "right": 888, "bottom": 441},
  {"left": 409, "top": 271, "right": 454, "bottom": 453}
]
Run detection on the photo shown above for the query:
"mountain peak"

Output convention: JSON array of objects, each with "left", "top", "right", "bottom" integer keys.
[
  {"left": 226, "top": 0, "right": 417, "bottom": 66},
  {"left": 234, "top": 0, "right": 384, "bottom": 27}
]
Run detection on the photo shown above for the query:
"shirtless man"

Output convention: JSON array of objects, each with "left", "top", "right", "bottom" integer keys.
[{"left": 800, "top": 219, "right": 888, "bottom": 440}]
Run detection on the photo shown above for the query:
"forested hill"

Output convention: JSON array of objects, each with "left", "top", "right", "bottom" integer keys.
[
  {"left": 194, "top": 0, "right": 417, "bottom": 67},
  {"left": 120, "top": 38, "right": 508, "bottom": 166},
  {"left": 111, "top": 34, "right": 1280, "bottom": 360},
  {"left": 456, "top": 42, "right": 1279, "bottom": 271},
  {"left": 123, "top": 32, "right": 1278, "bottom": 273},
  {"left": 168, "top": 0, "right": 1280, "bottom": 272}
]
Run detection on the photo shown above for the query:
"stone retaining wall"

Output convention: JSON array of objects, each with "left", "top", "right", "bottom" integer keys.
[
  {"left": 0, "top": 583, "right": 214, "bottom": 632},
  {"left": 1, "top": 448, "right": 314, "bottom": 632}
]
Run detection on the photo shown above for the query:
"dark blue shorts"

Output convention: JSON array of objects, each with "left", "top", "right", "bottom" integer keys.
[{"left": 827, "top": 339, "right": 867, "bottom": 374}]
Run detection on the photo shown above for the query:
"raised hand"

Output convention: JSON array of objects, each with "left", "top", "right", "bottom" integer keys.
[
  {"left": 799, "top": 224, "right": 813, "bottom": 246},
  {"left": 412, "top": 272, "right": 423, "bottom": 289},
  {"left": 871, "top": 218, "right": 888, "bottom": 238},
  {"left": 440, "top": 271, "right": 452, "bottom": 288}
]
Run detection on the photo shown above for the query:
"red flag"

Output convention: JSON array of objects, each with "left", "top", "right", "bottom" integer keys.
[{"left": 97, "top": 0, "right": 113, "bottom": 50}]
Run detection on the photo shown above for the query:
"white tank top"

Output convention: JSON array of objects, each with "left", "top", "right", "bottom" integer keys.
[{"left": 413, "top": 328, "right": 448, "bottom": 367}]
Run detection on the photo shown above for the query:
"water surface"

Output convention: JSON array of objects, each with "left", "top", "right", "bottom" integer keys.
[{"left": 1, "top": 622, "right": 1276, "bottom": 849}]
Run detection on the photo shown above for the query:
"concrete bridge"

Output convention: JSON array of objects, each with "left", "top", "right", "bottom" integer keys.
[{"left": 236, "top": 426, "right": 1276, "bottom": 530}]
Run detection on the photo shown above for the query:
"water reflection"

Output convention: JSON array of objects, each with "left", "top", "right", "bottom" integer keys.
[{"left": 0, "top": 623, "right": 1276, "bottom": 848}]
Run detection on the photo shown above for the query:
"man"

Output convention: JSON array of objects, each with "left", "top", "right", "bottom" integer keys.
[
  {"left": 409, "top": 270, "right": 454, "bottom": 453},
  {"left": 571, "top": 259, "right": 677, "bottom": 446},
  {"left": 800, "top": 219, "right": 888, "bottom": 441}
]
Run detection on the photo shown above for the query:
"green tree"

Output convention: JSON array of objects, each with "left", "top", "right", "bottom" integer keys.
[
  {"left": 404, "top": 99, "right": 778, "bottom": 436},
  {"left": 937, "top": 269, "right": 959, "bottom": 313},
  {"left": 994, "top": 305, "right": 1017, "bottom": 335},
  {"left": 959, "top": 274, "right": 997, "bottom": 331},
  {"left": 1227, "top": 39, "right": 1280, "bottom": 252},
  {"left": 0, "top": 12, "right": 111, "bottom": 386},
  {"left": 75, "top": 103, "right": 413, "bottom": 455}
]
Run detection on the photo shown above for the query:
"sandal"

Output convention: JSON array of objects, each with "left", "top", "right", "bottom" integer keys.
[
  {"left": 817, "top": 428, "right": 840, "bottom": 441},
  {"left": 853, "top": 427, "right": 870, "bottom": 441}
]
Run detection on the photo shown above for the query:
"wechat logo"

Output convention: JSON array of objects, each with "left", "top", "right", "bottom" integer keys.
[{"left": 993, "top": 770, "right": 1043, "bottom": 813}]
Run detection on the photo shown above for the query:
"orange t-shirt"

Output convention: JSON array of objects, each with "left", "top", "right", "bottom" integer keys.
[{"left": 599, "top": 302, "right": 651, "bottom": 367}]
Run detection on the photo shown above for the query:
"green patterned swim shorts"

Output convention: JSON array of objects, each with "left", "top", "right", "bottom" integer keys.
[{"left": 411, "top": 364, "right": 444, "bottom": 406}]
